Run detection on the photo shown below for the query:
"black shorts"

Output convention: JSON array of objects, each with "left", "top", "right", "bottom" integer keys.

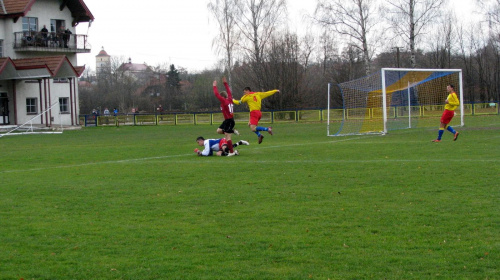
[{"left": 219, "top": 118, "right": 235, "bottom": 134}]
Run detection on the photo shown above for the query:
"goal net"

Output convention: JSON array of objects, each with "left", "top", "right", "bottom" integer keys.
[
  {"left": 328, "top": 68, "right": 463, "bottom": 136},
  {"left": 0, "top": 102, "right": 63, "bottom": 138}
]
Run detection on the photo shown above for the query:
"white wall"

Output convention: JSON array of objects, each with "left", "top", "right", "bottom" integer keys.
[
  {"left": 0, "top": 0, "right": 84, "bottom": 126},
  {"left": 15, "top": 79, "right": 77, "bottom": 126}
]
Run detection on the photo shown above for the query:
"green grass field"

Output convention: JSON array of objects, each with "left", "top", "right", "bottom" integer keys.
[{"left": 1, "top": 116, "right": 499, "bottom": 280}]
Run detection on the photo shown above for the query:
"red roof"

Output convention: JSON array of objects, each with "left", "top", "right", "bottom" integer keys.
[
  {"left": 0, "top": 0, "right": 94, "bottom": 23},
  {"left": 119, "top": 63, "right": 151, "bottom": 72},
  {"left": 12, "top": 55, "right": 82, "bottom": 77},
  {"left": 96, "top": 49, "right": 110, "bottom": 57}
]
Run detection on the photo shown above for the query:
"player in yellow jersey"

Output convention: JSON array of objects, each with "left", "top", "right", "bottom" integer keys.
[
  {"left": 432, "top": 84, "right": 460, "bottom": 142},
  {"left": 233, "top": 87, "right": 280, "bottom": 144}
]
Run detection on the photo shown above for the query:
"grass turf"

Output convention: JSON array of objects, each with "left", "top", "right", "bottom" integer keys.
[{"left": 0, "top": 115, "right": 499, "bottom": 279}]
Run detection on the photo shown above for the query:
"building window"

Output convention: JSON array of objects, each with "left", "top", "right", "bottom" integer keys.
[
  {"left": 0, "top": 40, "right": 3, "bottom": 57},
  {"left": 22, "top": 17, "right": 38, "bottom": 33},
  {"left": 59, "top": 97, "right": 69, "bottom": 113},
  {"left": 26, "top": 98, "right": 37, "bottom": 114},
  {"left": 53, "top": 78, "right": 69, "bottom": 83},
  {"left": 50, "top": 19, "right": 66, "bottom": 33}
]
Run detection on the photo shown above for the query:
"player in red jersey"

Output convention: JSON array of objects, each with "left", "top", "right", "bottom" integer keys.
[{"left": 213, "top": 77, "right": 239, "bottom": 156}]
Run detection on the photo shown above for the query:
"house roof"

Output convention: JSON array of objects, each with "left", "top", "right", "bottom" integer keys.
[
  {"left": 74, "top": 65, "right": 85, "bottom": 76},
  {"left": 0, "top": 55, "right": 85, "bottom": 80},
  {"left": 96, "top": 48, "right": 110, "bottom": 57},
  {"left": 0, "top": 0, "right": 94, "bottom": 24},
  {"left": 13, "top": 55, "right": 80, "bottom": 77},
  {"left": 119, "top": 62, "right": 151, "bottom": 72},
  {"left": 0, "top": 57, "right": 18, "bottom": 80}
]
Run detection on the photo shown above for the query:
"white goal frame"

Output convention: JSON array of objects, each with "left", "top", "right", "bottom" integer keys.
[
  {"left": 328, "top": 68, "right": 464, "bottom": 136},
  {"left": 0, "top": 101, "right": 63, "bottom": 138},
  {"left": 381, "top": 68, "right": 464, "bottom": 134}
]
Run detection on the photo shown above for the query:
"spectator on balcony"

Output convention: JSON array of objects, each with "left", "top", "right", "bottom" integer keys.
[
  {"left": 40, "top": 25, "right": 48, "bottom": 46},
  {"left": 57, "top": 26, "right": 65, "bottom": 47},
  {"left": 63, "top": 28, "right": 72, "bottom": 48}
]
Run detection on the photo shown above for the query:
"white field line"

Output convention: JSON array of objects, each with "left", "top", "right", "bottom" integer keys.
[{"left": 2, "top": 136, "right": 499, "bottom": 173}]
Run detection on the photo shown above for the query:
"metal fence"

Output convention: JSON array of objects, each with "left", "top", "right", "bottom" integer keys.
[{"left": 79, "top": 103, "right": 499, "bottom": 127}]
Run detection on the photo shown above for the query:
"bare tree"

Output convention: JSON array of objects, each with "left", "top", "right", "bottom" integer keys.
[
  {"left": 234, "top": 0, "right": 287, "bottom": 89},
  {"left": 317, "top": 29, "right": 338, "bottom": 75},
  {"left": 208, "top": 0, "right": 240, "bottom": 84},
  {"left": 425, "top": 13, "right": 455, "bottom": 68},
  {"left": 383, "top": 0, "right": 446, "bottom": 68},
  {"left": 477, "top": 0, "right": 500, "bottom": 25},
  {"left": 314, "top": 0, "right": 378, "bottom": 75}
]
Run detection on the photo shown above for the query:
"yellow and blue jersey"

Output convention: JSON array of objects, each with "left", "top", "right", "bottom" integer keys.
[
  {"left": 235, "top": 90, "right": 279, "bottom": 112},
  {"left": 445, "top": 92, "right": 460, "bottom": 111}
]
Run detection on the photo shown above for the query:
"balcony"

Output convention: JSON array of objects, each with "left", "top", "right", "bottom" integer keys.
[{"left": 13, "top": 31, "right": 91, "bottom": 53}]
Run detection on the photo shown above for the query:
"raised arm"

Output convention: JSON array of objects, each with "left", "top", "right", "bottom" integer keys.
[
  {"left": 259, "top": 89, "right": 279, "bottom": 99},
  {"left": 222, "top": 77, "right": 232, "bottom": 99},
  {"left": 213, "top": 80, "right": 224, "bottom": 102}
]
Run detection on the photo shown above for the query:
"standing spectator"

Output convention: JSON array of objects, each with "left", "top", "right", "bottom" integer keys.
[
  {"left": 113, "top": 108, "right": 119, "bottom": 127},
  {"left": 40, "top": 25, "right": 48, "bottom": 46},
  {"left": 63, "top": 27, "right": 72, "bottom": 48}
]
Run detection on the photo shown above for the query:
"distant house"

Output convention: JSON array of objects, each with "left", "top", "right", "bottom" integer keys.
[
  {"left": 117, "top": 58, "right": 153, "bottom": 81},
  {"left": 0, "top": 0, "right": 94, "bottom": 127}
]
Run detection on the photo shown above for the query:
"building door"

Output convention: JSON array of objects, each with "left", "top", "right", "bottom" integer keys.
[{"left": 0, "top": 92, "right": 9, "bottom": 125}]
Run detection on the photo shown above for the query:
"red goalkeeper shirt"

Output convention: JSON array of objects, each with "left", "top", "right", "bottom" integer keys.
[{"left": 213, "top": 82, "right": 234, "bottom": 119}]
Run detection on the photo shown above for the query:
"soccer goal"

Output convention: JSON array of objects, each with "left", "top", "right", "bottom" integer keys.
[
  {"left": 0, "top": 101, "right": 63, "bottom": 138},
  {"left": 327, "top": 68, "right": 463, "bottom": 136}
]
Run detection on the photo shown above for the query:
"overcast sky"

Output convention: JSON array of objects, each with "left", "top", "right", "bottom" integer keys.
[{"left": 76, "top": 0, "right": 478, "bottom": 73}]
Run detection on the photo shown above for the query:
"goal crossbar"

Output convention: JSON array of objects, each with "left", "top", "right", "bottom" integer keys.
[{"left": 329, "top": 68, "right": 463, "bottom": 136}]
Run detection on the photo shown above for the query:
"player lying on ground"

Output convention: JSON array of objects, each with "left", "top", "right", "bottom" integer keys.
[{"left": 194, "top": 136, "right": 249, "bottom": 156}]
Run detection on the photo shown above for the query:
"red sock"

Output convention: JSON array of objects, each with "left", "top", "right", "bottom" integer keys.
[{"left": 227, "top": 140, "right": 234, "bottom": 153}]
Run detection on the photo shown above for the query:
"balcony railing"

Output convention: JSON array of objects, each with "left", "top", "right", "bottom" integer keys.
[{"left": 13, "top": 31, "right": 91, "bottom": 53}]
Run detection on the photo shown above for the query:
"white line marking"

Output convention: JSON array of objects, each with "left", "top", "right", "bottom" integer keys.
[{"left": 2, "top": 135, "right": 499, "bottom": 173}]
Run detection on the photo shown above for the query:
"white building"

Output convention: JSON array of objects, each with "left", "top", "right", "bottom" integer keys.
[{"left": 0, "top": 0, "right": 94, "bottom": 127}]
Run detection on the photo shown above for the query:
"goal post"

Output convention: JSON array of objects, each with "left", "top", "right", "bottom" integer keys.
[
  {"left": 328, "top": 68, "right": 463, "bottom": 136},
  {"left": 0, "top": 101, "right": 63, "bottom": 138}
]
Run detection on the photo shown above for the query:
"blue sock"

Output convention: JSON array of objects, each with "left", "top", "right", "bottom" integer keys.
[
  {"left": 437, "top": 129, "right": 444, "bottom": 140},
  {"left": 446, "top": 126, "right": 456, "bottom": 134},
  {"left": 254, "top": 131, "right": 261, "bottom": 137},
  {"left": 256, "top": 126, "right": 268, "bottom": 132}
]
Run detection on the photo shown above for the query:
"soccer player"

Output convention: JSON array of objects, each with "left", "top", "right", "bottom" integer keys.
[
  {"left": 233, "top": 87, "right": 279, "bottom": 144},
  {"left": 213, "top": 77, "right": 239, "bottom": 156},
  {"left": 432, "top": 84, "right": 460, "bottom": 142},
  {"left": 194, "top": 136, "right": 249, "bottom": 156}
]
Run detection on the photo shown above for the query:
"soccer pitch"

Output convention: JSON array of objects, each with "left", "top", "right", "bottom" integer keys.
[{"left": 1, "top": 116, "right": 499, "bottom": 279}]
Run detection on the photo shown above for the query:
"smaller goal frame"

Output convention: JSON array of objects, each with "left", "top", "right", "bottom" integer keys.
[{"left": 381, "top": 68, "right": 464, "bottom": 134}]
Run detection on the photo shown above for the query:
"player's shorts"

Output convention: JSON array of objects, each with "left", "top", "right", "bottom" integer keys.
[
  {"left": 440, "top": 109, "right": 455, "bottom": 124},
  {"left": 219, "top": 118, "right": 235, "bottom": 133},
  {"left": 249, "top": 110, "right": 262, "bottom": 125}
]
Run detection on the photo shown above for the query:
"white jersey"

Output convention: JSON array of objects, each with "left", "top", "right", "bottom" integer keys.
[{"left": 200, "top": 139, "right": 222, "bottom": 156}]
